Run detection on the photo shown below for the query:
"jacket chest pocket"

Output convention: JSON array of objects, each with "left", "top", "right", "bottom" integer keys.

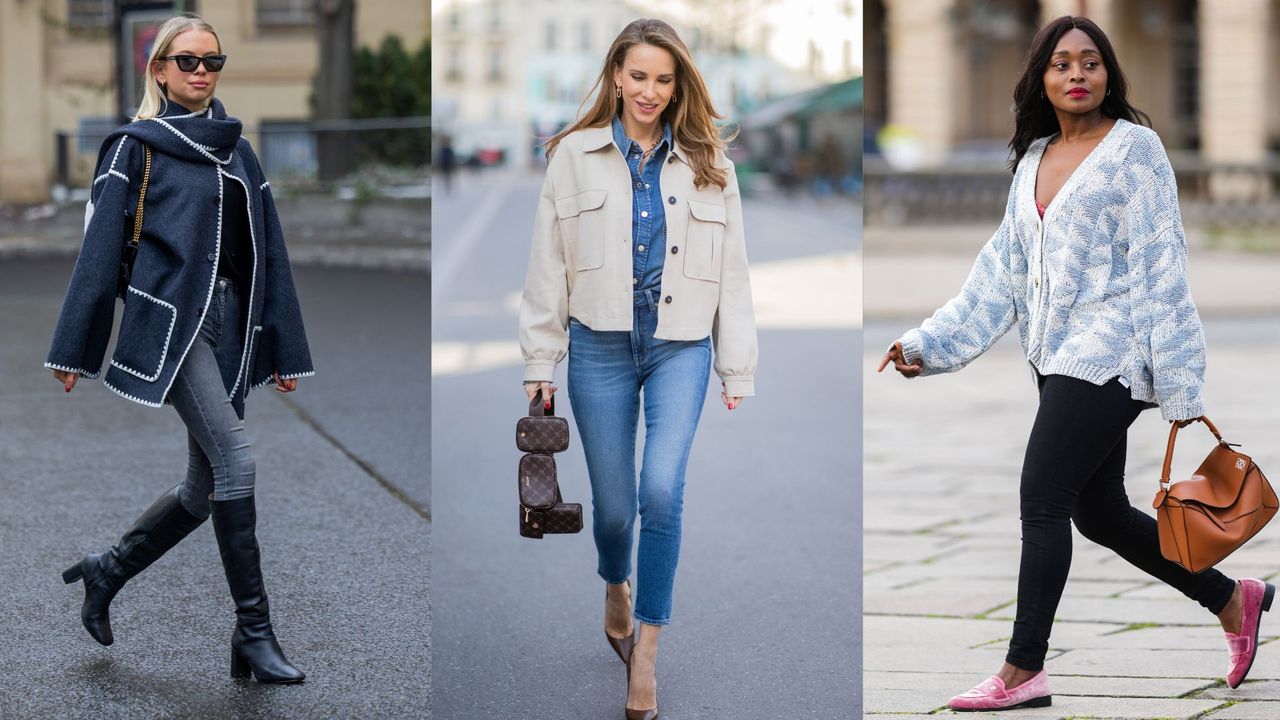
[
  {"left": 110, "top": 286, "right": 177, "bottom": 383},
  {"left": 555, "top": 189, "right": 608, "bottom": 271},
  {"left": 682, "top": 199, "right": 725, "bottom": 282}
]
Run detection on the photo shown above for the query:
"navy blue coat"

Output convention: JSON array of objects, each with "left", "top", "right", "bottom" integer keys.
[{"left": 45, "top": 98, "right": 314, "bottom": 408}]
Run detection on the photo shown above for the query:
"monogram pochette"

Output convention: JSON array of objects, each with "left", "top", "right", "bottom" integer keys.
[
  {"left": 1153, "top": 416, "right": 1277, "bottom": 573},
  {"left": 516, "top": 395, "right": 569, "bottom": 453},
  {"left": 516, "top": 391, "right": 583, "bottom": 539},
  {"left": 518, "top": 453, "right": 558, "bottom": 510},
  {"left": 520, "top": 500, "right": 583, "bottom": 539}
]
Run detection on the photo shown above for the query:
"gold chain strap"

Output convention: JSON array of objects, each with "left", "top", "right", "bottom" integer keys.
[{"left": 130, "top": 145, "right": 152, "bottom": 247}]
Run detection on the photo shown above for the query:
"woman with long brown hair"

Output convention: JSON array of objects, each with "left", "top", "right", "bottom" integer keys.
[{"left": 519, "top": 17, "right": 757, "bottom": 718}]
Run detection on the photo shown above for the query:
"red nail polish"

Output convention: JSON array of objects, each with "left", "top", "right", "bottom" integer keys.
[
  {"left": 65, "top": 386, "right": 71, "bottom": 393},
  {"left": 544, "top": 401, "right": 552, "bottom": 411}
]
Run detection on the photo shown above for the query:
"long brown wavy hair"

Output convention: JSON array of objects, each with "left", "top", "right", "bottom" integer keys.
[{"left": 545, "top": 18, "right": 733, "bottom": 190}]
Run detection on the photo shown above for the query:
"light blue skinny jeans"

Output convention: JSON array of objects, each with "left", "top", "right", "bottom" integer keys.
[
  {"left": 169, "top": 276, "right": 256, "bottom": 518},
  {"left": 567, "top": 288, "right": 712, "bottom": 625}
]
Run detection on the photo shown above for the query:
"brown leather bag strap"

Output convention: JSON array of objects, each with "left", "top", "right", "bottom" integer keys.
[
  {"left": 1160, "top": 416, "right": 1225, "bottom": 486},
  {"left": 528, "top": 392, "right": 554, "bottom": 417},
  {"left": 129, "top": 144, "right": 152, "bottom": 248}
]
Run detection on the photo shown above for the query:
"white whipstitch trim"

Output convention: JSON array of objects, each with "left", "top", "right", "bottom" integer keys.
[
  {"left": 155, "top": 165, "right": 223, "bottom": 408},
  {"left": 109, "top": 286, "right": 177, "bottom": 382},
  {"left": 149, "top": 118, "right": 232, "bottom": 165},
  {"left": 229, "top": 324, "right": 262, "bottom": 399},
  {"left": 222, "top": 170, "right": 259, "bottom": 400},
  {"left": 109, "top": 136, "right": 129, "bottom": 172},
  {"left": 259, "top": 180, "right": 270, "bottom": 190},
  {"left": 250, "top": 370, "right": 315, "bottom": 390},
  {"left": 103, "top": 377, "right": 164, "bottom": 408},
  {"left": 43, "top": 362, "right": 100, "bottom": 379},
  {"left": 108, "top": 169, "right": 129, "bottom": 183},
  {"left": 93, "top": 173, "right": 111, "bottom": 185}
]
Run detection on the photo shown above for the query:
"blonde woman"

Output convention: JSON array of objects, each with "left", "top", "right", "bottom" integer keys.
[
  {"left": 519, "top": 18, "right": 757, "bottom": 718},
  {"left": 48, "top": 14, "right": 312, "bottom": 683}
]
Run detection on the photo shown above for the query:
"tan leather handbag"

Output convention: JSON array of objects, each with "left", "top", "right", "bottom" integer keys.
[{"left": 1153, "top": 417, "right": 1277, "bottom": 573}]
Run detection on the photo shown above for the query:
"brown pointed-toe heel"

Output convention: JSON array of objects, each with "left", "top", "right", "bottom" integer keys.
[
  {"left": 605, "top": 580, "right": 634, "bottom": 663},
  {"left": 625, "top": 644, "right": 659, "bottom": 720},
  {"left": 607, "top": 630, "right": 635, "bottom": 665}
]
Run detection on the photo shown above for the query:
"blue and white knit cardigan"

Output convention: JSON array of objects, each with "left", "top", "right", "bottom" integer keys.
[{"left": 898, "top": 119, "right": 1206, "bottom": 422}]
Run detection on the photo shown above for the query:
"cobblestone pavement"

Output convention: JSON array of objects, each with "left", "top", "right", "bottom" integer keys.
[{"left": 863, "top": 314, "right": 1280, "bottom": 719}]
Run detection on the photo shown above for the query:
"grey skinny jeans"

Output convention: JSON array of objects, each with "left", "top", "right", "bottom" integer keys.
[{"left": 170, "top": 277, "right": 255, "bottom": 518}]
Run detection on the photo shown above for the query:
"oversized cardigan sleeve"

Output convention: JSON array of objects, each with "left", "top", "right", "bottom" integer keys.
[
  {"left": 897, "top": 189, "right": 1019, "bottom": 376},
  {"left": 711, "top": 162, "right": 758, "bottom": 397},
  {"left": 518, "top": 155, "right": 570, "bottom": 384},
  {"left": 45, "top": 136, "right": 140, "bottom": 378},
  {"left": 1124, "top": 137, "right": 1205, "bottom": 421}
]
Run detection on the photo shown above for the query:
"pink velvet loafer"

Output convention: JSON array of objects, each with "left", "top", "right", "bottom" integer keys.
[
  {"left": 1226, "top": 578, "right": 1275, "bottom": 689},
  {"left": 947, "top": 670, "right": 1051, "bottom": 712}
]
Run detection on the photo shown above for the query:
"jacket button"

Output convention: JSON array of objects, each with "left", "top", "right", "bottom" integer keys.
[
  {"left": 635, "top": 181, "right": 643, "bottom": 189},
  {"left": 663, "top": 295, "right": 672, "bottom": 304},
  {"left": 196, "top": 306, "right": 204, "bottom": 315},
  {"left": 207, "top": 252, "right": 216, "bottom": 262},
  {"left": 667, "top": 156, "right": 675, "bottom": 164},
  {"left": 671, "top": 246, "right": 678, "bottom": 254},
  {"left": 667, "top": 196, "right": 676, "bottom": 205}
]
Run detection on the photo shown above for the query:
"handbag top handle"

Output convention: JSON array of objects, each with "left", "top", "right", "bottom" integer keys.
[
  {"left": 528, "top": 392, "right": 554, "bottom": 417},
  {"left": 1160, "top": 416, "right": 1228, "bottom": 488}
]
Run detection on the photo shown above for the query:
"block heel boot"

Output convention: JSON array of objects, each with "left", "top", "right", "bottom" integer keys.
[
  {"left": 62, "top": 484, "right": 206, "bottom": 645},
  {"left": 211, "top": 495, "right": 305, "bottom": 684}
]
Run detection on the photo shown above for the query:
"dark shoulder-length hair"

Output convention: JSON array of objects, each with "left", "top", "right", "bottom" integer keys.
[{"left": 1008, "top": 15, "right": 1150, "bottom": 172}]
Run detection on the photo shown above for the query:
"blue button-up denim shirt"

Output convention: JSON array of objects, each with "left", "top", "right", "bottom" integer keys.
[{"left": 611, "top": 115, "right": 672, "bottom": 296}]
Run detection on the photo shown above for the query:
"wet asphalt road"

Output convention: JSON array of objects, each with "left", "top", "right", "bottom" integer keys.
[{"left": 0, "top": 259, "right": 430, "bottom": 719}]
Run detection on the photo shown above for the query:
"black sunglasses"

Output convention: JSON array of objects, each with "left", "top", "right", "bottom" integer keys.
[{"left": 162, "top": 54, "right": 227, "bottom": 73}]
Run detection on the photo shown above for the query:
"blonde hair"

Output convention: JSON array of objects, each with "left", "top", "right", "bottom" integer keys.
[
  {"left": 133, "top": 14, "right": 221, "bottom": 121},
  {"left": 546, "top": 18, "right": 734, "bottom": 190}
]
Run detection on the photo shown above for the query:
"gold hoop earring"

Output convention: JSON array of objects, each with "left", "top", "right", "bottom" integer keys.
[
  {"left": 672, "top": 94, "right": 677, "bottom": 104},
  {"left": 615, "top": 85, "right": 621, "bottom": 99}
]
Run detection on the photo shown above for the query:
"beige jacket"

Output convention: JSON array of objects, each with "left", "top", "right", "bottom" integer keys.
[{"left": 519, "top": 124, "right": 758, "bottom": 397}]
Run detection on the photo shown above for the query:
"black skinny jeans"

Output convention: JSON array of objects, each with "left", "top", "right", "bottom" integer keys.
[{"left": 1006, "top": 374, "right": 1237, "bottom": 671}]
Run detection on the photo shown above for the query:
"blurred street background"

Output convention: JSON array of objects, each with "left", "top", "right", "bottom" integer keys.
[
  {"left": 864, "top": 1, "right": 1280, "bottom": 717},
  {"left": 0, "top": 2, "right": 429, "bottom": 718},
  {"left": 432, "top": 0, "right": 863, "bottom": 717}
]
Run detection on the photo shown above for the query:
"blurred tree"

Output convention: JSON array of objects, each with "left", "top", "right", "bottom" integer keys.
[
  {"left": 316, "top": 0, "right": 356, "bottom": 180},
  {"left": 353, "top": 35, "right": 430, "bottom": 167}
]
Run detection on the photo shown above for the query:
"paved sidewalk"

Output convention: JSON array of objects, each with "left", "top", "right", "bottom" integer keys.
[
  {"left": 0, "top": 193, "right": 429, "bottom": 270},
  {"left": 863, "top": 317, "right": 1280, "bottom": 719}
]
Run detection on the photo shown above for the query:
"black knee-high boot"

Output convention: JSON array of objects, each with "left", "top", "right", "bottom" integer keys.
[
  {"left": 62, "top": 484, "right": 207, "bottom": 646},
  {"left": 210, "top": 495, "right": 305, "bottom": 683}
]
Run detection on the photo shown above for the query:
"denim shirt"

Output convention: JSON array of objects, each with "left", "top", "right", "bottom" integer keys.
[{"left": 610, "top": 115, "right": 672, "bottom": 296}]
